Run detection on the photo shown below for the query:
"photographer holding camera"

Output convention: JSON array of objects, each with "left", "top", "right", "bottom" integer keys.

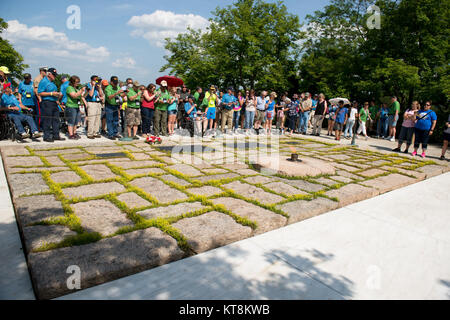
[
  {"left": 85, "top": 75, "right": 104, "bottom": 139},
  {"left": 104, "top": 76, "right": 125, "bottom": 140}
]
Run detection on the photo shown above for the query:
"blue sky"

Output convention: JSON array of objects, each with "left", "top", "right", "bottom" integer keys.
[{"left": 1, "top": 0, "right": 330, "bottom": 85}]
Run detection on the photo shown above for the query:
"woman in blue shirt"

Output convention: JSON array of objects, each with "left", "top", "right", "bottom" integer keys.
[
  {"left": 167, "top": 87, "right": 178, "bottom": 136},
  {"left": 376, "top": 103, "right": 389, "bottom": 138},
  {"left": 412, "top": 101, "right": 437, "bottom": 158},
  {"left": 264, "top": 92, "right": 277, "bottom": 135}
]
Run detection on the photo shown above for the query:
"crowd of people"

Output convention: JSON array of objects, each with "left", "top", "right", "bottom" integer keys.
[{"left": 0, "top": 66, "right": 449, "bottom": 160}]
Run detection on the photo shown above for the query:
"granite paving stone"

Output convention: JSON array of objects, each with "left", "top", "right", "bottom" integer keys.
[
  {"left": 277, "top": 197, "right": 339, "bottom": 224},
  {"left": 187, "top": 186, "right": 224, "bottom": 197},
  {"left": 264, "top": 181, "right": 308, "bottom": 196},
  {"left": 116, "top": 192, "right": 152, "bottom": 209},
  {"left": 279, "top": 179, "right": 325, "bottom": 193},
  {"left": 62, "top": 182, "right": 125, "bottom": 199},
  {"left": 212, "top": 197, "right": 287, "bottom": 234},
  {"left": 131, "top": 177, "right": 188, "bottom": 203},
  {"left": 194, "top": 173, "right": 240, "bottom": 183},
  {"left": 159, "top": 174, "right": 191, "bottom": 187},
  {"left": 5, "top": 156, "right": 43, "bottom": 167},
  {"left": 22, "top": 225, "right": 77, "bottom": 253},
  {"left": 79, "top": 164, "right": 117, "bottom": 180},
  {"left": 50, "top": 171, "right": 82, "bottom": 184},
  {"left": 137, "top": 202, "right": 207, "bottom": 220},
  {"left": 14, "top": 195, "right": 65, "bottom": 226},
  {"left": 222, "top": 181, "right": 284, "bottom": 204},
  {"left": 71, "top": 199, "right": 133, "bottom": 235},
  {"left": 167, "top": 164, "right": 202, "bottom": 177},
  {"left": 361, "top": 173, "right": 418, "bottom": 194},
  {"left": 172, "top": 211, "right": 253, "bottom": 253},
  {"left": 108, "top": 160, "right": 159, "bottom": 169},
  {"left": 358, "top": 168, "right": 387, "bottom": 177},
  {"left": 125, "top": 168, "right": 165, "bottom": 176},
  {"left": 8, "top": 173, "right": 49, "bottom": 197},
  {"left": 28, "top": 228, "right": 184, "bottom": 299},
  {"left": 325, "top": 183, "right": 380, "bottom": 207}
]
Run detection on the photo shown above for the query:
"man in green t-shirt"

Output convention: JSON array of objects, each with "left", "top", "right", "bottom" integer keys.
[
  {"left": 386, "top": 96, "right": 400, "bottom": 142},
  {"left": 65, "top": 76, "right": 86, "bottom": 140},
  {"left": 126, "top": 81, "right": 142, "bottom": 139},
  {"left": 104, "top": 76, "right": 125, "bottom": 140},
  {"left": 193, "top": 87, "right": 202, "bottom": 106},
  {"left": 154, "top": 80, "right": 170, "bottom": 136}
]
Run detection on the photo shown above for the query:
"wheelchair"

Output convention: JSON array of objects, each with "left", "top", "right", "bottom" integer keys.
[{"left": 0, "top": 111, "right": 33, "bottom": 142}]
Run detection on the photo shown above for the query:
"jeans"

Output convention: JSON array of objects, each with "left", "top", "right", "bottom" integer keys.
[
  {"left": 233, "top": 110, "right": 240, "bottom": 129},
  {"left": 414, "top": 128, "right": 430, "bottom": 150},
  {"left": 287, "top": 115, "right": 297, "bottom": 132},
  {"left": 377, "top": 117, "right": 388, "bottom": 137},
  {"left": 245, "top": 110, "right": 255, "bottom": 129},
  {"left": 65, "top": 107, "right": 80, "bottom": 127},
  {"left": 344, "top": 119, "right": 355, "bottom": 137},
  {"left": 41, "top": 100, "right": 60, "bottom": 139},
  {"left": 8, "top": 113, "right": 38, "bottom": 134},
  {"left": 298, "top": 111, "right": 310, "bottom": 133},
  {"left": 141, "top": 107, "right": 154, "bottom": 135},
  {"left": 105, "top": 104, "right": 119, "bottom": 137},
  {"left": 398, "top": 126, "right": 415, "bottom": 146},
  {"left": 25, "top": 104, "right": 40, "bottom": 131}
]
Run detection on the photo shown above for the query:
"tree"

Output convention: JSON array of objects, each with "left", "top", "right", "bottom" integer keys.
[
  {"left": 0, "top": 18, "right": 29, "bottom": 82},
  {"left": 161, "top": 0, "right": 303, "bottom": 92}
]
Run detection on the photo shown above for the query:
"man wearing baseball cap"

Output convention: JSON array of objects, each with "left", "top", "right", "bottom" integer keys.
[
  {"left": 38, "top": 68, "right": 65, "bottom": 142},
  {"left": 1, "top": 82, "right": 41, "bottom": 139}
]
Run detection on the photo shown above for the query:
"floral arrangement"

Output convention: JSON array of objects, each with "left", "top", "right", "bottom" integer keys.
[{"left": 145, "top": 135, "right": 162, "bottom": 145}]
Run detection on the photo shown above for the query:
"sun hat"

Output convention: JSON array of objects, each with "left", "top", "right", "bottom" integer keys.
[{"left": 0, "top": 66, "right": 10, "bottom": 74}]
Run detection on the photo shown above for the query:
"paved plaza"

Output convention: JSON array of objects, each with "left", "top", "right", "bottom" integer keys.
[{"left": 0, "top": 134, "right": 448, "bottom": 299}]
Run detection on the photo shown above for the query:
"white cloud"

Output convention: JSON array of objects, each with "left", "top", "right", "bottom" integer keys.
[
  {"left": 127, "top": 10, "right": 209, "bottom": 48},
  {"left": 112, "top": 57, "right": 138, "bottom": 69},
  {"left": 3, "top": 20, "right": 110, "bottom": 62}
]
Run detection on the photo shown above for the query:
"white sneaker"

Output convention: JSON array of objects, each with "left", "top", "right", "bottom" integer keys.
[
  {"left": 385, "top": 136, "right": 392, "bottom": 140},
  {"left": 389, "top": 137, "right": 395, "bottom": 142}
]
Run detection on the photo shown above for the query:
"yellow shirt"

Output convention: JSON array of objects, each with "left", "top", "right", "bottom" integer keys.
[{"left": 205, "top": 92, "right": 217, "bottom": 108}]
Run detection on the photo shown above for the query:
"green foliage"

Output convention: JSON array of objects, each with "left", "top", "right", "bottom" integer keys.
[
  {"left": 0, "top": 18, "right": 29, "bottom": 82},
  {"left": 161, "top": 0, "right": 303, "bottom": 92}
]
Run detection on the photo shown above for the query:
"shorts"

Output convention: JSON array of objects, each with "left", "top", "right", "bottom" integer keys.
[
  {"left": 333, "top": 122, "right": 344, "bottom": 131},
  {"left": 255, "top": 109, "right": 266, "bottom": 123},
  {"left": 388, "top": 114, "right": 399, "bottom": 127},
  {"left": 125, "top": 108, "right": 141, "bottom": 126},
  {"left": 444, "top": 132, "right": 450, "bottom": 142},
  {"left": 168, "top": 109, "right": 177, "bottom": 116},
  {"left": 206, "top": 108, "right": 216, "bottom": 120},
  {"left": 265, "top": 110, "right": 274, "bottom": 121},
  {"left": 65, "top": 107, "right": 80, "bottom": 126}
]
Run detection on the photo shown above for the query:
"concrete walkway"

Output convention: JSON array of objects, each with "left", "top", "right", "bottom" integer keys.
[
  {"left": 60, "top": 172, "right": 450, "bottom": 300},
  {"left": 0, "top": 154, "right": 35, "bottom": 299}
]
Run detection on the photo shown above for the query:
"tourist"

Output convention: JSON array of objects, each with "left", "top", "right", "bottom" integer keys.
[
  {"left": 100, "top": 79, "right": 109, "bottom": 135},
  {"left": 65, "top": 75, "right": 86, "bottom": 140},
  {"left": 440, "top": 114, "right": 450, "bottom": 161},
  {"left": 221, "top": 87, "right": 237, "bottom": 134},
  {"left": 276, "top": 94, "right": 286, "bottom": 134},
  {"left": 327, "top": 103, "right": 337, "bottom": 136},
  {"left": 167, "top": 87, "right": 178, "bottom": 136},
  {"left": 376, "top": 103, "right": 389, "bottom": 138},
  {"left": 154, "top": 80, "right": 170, "bottom": 137},
  {"left": 255, "top": 91, "right": 267, "bottom": 134},
  {"left": 18, "top": 73, "right": 39, "bottom": 130},
  {"left": 1, "top": 82, "right": 41, "bottom": 139},
  {"left": 184, "top": 95, "right": 202, "bottom": 135},
  {"left": 104, "top": 76, "right": 124, "bottom": 140},
  {"left": 33, "top": 67, "right": 47, "bottom": 104},
  {"left": 177, "top": 85, "right": 189, "bottom": 129},
  {"left": 264, "top": 92, "right": 277, "bottom": 135},
  {"left": 244, "top": 90, "right": 256, "bottom": 134},
  {"left": 309, "top": 94, "right": 318, "bottom": 129},
  {"left": 240, "top": 90, "right": 247, "bottom": 130},
  {"left": 38, "top": 68, "right": 65, "bottom": 142},
  {"left": 392, "top": 101, "right": 419, "bottom": 153},
  {"left": 193, "top": 87, "right": 202, "bottom": 106},
  {"left": 356, "top": 102, "right": 372, "bottom": 140},
  {"left": 85, "top": 75, "right": 104, "bottom": 139},
  {"left": 141, "top": 83, "right": 156, "bottom": 138},
  {"left": 344, "top": 102, "right": 358, "bottom": 139},
  {"left": 233, "top": 91, "right": 244, "bottom": 131},
  {"left": 204, "top": 85, "right": 218, "bottom": 131},
  {"left": 298, "top": 93, "right": 311, "bottom": 134},
  {"left": 386, "top": 96, "right": 400, "bottom": 142},
  {"left": 412, "top": 101, "right": 437, "bottom": 158},
  {"left": 334, "top": 102, "right": 348, "bottom": 141},
  {"left": 286, "top": 98, "right": 298, "bottom": 136},
  {"left": 311, "top": 93, "right": 327, "bottom": 136},
  {"left": 124, "top": 81, "right": 141, "bottom": 139}
]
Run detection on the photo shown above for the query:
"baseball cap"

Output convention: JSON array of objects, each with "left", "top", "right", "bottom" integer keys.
[
  {"left": 0, "top": 66, "right": 10, "bottom": 74},
  {"left": 210, "top": 85, "right": 215, "bottom": 90},
  {"left": 133, "top": 80, "right": 140, "bottom": 87},
  {"left": 23, "top": 73, "right": 32, "bottom": 79},
  {"left": 39, "top": 66, "right": 48, "bottom": 72},
  {"left": 48, "top": 68, "right": 58, "bottom": 76},
  {"left": 110, "top": 76, "right": 118, "bottom": 82},
  {"left": 160, "top": 80, "right": 168, "bottom": 87},
  {"left": 102, "top": 79, "right": 109, "bottom": 86},
  {"left": 3, "top": 83, "right": 11, "bottom": 90}
]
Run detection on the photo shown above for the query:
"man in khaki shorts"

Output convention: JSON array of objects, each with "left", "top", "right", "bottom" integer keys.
[{"left": 85, "top": 75, "right": 104, "bottom": 139}]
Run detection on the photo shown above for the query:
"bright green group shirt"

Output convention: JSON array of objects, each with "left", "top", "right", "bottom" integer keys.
[
  {"left": 390, "top": 101, "right": 400, "bottom": 115},
  {"left": 104, "top": 85, "right": 121, "bottom": 106},
  {"left": 156, "top": 89, "right": 171, "bottom": 111},
  {"left": 359, "top": 108, "right": 369, "bottom": 122},
  {"left": 66, "top": 86, "right": 80, "bottom": 108},
  {"left": 127, "top": 88, "right": 141, "bottom": 109}
]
